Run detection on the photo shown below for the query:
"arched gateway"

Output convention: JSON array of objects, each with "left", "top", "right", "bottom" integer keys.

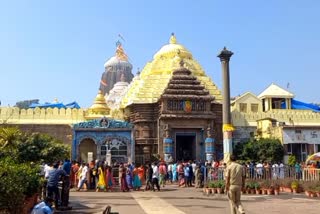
[{"left": 72, "top": 117, "right": 134, "bottom": 164}]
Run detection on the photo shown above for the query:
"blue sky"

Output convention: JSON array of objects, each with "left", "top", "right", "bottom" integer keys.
[{"left": 0, "top": 0, "right": 319, "bottom": 107}]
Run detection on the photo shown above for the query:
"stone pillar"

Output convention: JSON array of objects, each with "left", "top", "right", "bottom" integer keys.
[
  {"left": 218, "top": 47, "right": 234, "bottom": 163},
  {"left": 163, "top": 138, "right": 173, "bottom": 162},
  {"left": 205, "top": 137, "right": 215, "bottom": 162}
]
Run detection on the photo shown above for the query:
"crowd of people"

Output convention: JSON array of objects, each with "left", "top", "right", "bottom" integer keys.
[
  {"left": 34, "top": 157, "right": 320, "bottom": 213},
  {"left": 68, "top": 160, "right": 209, "bottom": 193}
]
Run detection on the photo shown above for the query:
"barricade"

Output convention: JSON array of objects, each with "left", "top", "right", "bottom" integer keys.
[{"left": 204, "top": 166, "right": 320, "bottom": 182}]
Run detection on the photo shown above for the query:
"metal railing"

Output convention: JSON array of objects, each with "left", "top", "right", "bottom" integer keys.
[{"left": 204, "top": 166, "right": 320, "bottom": 182}]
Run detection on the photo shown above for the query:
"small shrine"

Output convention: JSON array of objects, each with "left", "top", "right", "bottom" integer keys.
[{"left": 72, "top": 117, "right": 134, "bottom": 164}]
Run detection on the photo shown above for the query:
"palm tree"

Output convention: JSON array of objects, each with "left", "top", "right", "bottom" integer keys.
[{"left": 0, "top": 127, "right": 22, "bottom": 150}]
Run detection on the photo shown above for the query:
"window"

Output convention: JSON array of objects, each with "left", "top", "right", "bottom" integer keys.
[
  {"left": 105, "top": 138, "right": 128, "bottom": 157},
  {"left": 251, "top": 104, "right": 259, "bottom": 112},
  {"left": 101, "top": 145, "right": 107, "bottom": 155},
  {"left": 287, "top": 144, "right": 292, "bottom": 154},
  {"left": 239, "top": 103, "right": 247, "bottom": 113},
  {"left": 295, "top": 129, "right": 302, "bottom": 134}
]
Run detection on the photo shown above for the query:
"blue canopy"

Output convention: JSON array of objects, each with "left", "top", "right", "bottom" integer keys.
[
  {"left": 281, "top": 99, "right": 320, "bottom": 112},
  {"left": 29, "top": 101, "right": 80, "bottom": 109}
]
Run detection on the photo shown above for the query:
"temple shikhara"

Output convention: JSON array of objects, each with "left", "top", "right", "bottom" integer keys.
[{"left": 1, "top": 34, "right": 320, "bottom": 164}]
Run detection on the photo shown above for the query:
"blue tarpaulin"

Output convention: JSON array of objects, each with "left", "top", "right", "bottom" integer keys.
[
  {"left": 29, "top": 101, "right": 80, "bottom": 109},
  {"left": 281, "top": 99, "right": 320, "bottom": 112}
]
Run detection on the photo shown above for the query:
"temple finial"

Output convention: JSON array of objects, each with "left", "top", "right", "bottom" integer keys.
[
  {"left": 115, "top": 42, "right": 128, "bottom": 61},
  {"left": 170, "top": 33, "right": 177, "bottom": 44}
]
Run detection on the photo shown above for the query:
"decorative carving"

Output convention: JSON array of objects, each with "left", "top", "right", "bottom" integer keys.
[
  {"left": 207, "top": 125, "right": 212, "bottom": 138},
  {"left": 73, "top": 118, "right": 133, "bottom": 129},
  {"left": 164, "top": 124, "right": 170, "bottom": 138}
]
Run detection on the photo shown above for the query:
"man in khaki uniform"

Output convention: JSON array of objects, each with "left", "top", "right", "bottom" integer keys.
[{"left": 225, "top": 155, "right": 245, "bottom": 214}]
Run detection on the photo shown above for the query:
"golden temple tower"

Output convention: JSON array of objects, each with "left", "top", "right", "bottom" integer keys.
[
  {"left": 120, "top": 33, "right": 222, "bottom": 108},
  {"left": 85, "top": 90, "right": 111, "bottom": 120}
]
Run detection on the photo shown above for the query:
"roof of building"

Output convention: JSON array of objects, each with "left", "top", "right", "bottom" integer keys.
[
  {"left": 258, "top": 83, "right": 294, "bottom": 99},
  {"left": 120, "top": 34, "right": 222, "bottom": 107},
  {"left": 29, "top": 100, "right": 80, "bottom": 109},
  {"left": 231, "top": 92, "right": 260, "bottom": 104}
]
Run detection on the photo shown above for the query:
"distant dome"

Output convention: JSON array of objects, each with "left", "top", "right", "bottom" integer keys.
[
  {"left": 104, "top": 56, "right": 133, "bottom": 69},
  {"left": 100, "top": 42, "right": 134, "bottom": 95}
]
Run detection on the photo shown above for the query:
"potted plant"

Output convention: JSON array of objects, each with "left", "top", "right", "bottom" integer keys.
[
  {"left": 283, "top": 178, "right": 293, "bottom": 193},
  {"left": 245, "top": 182, "right": 251, "bottom": 194},
  {"left": 261, "top": 180, "right": 270, "bottom": 195},
  {"left": 205, "top": 182, "right": 214, "bottom": 195},
  {"left": 254, "top": 182, "right": 261, "bottom": 194},
  {"left": 304, "top": 182, "right": 316, "bottom": 198},
  {"left": 291, "top": 180, "right": 299, "bottom": 193},
  {"left": 216, "top": 180, "right": 225, "bottom": 194},
  {"left": 315, "top": 186, "right": 320, "bottom": 198},
  {"left": 273, "top": 181, "right": 280, "bottom": 195}
]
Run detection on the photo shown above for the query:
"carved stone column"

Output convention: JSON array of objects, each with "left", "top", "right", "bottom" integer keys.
[
  {"left": 205, "top": 125, "right": 215, "bottom": 162},
  {"left": 218, "top": 47, "right": 234, "bottom": 163},
  {"left": 163, "top": 125, "right": 173, "bottom": 162}
]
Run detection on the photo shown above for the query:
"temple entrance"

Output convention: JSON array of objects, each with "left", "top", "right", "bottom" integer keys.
[
  {"left": 79, "top": 138, "right": 96, "bottom": 163},
  {"left": 176, "top": 133, "right": 196, "bottom": 161}
]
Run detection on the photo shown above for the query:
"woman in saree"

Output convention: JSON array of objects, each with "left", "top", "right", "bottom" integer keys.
[
  {"left": 172, "top": 162, "right": 178, "bottom": 183},
  {"left": 126, "top": 166, "right": 133, "bottom": 189},
  {"left": 137, "top": 165, "right": 145, "bottom": 184},
  {"left": 132, "top": 166, "right": 142, "bottom": 190},
  {"left": 106, "top": 166, "right": 115, "bottom": 191},
  {"left": 96, "top": 163, "right": 106, "bottom": 192},
  {"left": 119, "top": 163, "right": 129, "bottom": 192}
]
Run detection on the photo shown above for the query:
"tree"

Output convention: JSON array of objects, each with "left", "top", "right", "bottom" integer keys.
[
  {"left": 0, "top": 127, "right": 70, "bottom": 164},
  {"left": 234, "top": 138, "right": 284, "bottom": 163},
  {"left": 16, "top": 132, "right": 70, "bottom": 164},
  {"left": 0, "top": 127, "right": 22, "bottom": 151}
]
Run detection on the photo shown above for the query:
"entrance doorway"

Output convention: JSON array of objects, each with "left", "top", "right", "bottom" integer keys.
[
  {"left": 79, "top": 138, "right": 96, "bottom": 162},
  {"left": 176, "top": 133, "right": 196, "bottom": 161}
]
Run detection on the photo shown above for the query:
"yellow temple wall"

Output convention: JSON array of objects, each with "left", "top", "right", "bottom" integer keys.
[
  {"left": 0, "top": 107, "right": 86, "bottom": 125},
  {"left": 232, "top": 109, "right": 320, "bottom": 127}
]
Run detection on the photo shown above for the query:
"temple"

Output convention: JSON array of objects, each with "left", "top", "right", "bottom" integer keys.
[
  {"left": 99, "top": 42, "right": 134, "bottom": 95},
  {"left": 1, "top": 34, "right": 319, "bottom": 164}
]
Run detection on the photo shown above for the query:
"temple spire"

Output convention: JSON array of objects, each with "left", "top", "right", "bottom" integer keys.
[
  {"left": 115, "top": 41, "right": 128, "bottom": 61},
  {"left": 169, "top": 33, "right": 177, "bottom": 44}
]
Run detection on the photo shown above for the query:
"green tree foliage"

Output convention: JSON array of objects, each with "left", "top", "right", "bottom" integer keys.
[
  {"left": 288, "top": 155, "right": 296, "bottom": 166},
  {"left": 234, "top": 138, "right": 284, "bottom": 163},
  {"left": 0, "top": 157, "right": 40, "bottom": 213},
  {"left": 0, "top": 127, "right": 22, "bottom": 151},
  {"left": 17, "top": 133, "right": 70, "bottom": 164},
  {"left": 0, "top": 127, "right": 70, "bottom": 213}
]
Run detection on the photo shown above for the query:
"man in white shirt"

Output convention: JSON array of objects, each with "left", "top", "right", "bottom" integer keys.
[
  {"left": 191, "top": 161, "right": 197, "bottom": 184},
  {"left": 77, "top": 163, "right": 88, "bottom": 191},
  {"left": 256, "top": 162, "right": 263, "bottom": 179},
  {"left": 152, "top": 163, "right": 160, "bottom": 191},
  {"left": 44, "top": 164, "right": 52, "bottom": 179}
]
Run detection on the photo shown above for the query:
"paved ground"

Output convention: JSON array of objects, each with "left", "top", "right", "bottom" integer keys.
[{"left": 60, "top": 185, "right": 320, "bottom": 214}]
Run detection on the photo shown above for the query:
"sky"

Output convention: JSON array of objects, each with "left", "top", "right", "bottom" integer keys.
[{"left": 0, "top": 0, "right": 319, "bottom": 108}]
